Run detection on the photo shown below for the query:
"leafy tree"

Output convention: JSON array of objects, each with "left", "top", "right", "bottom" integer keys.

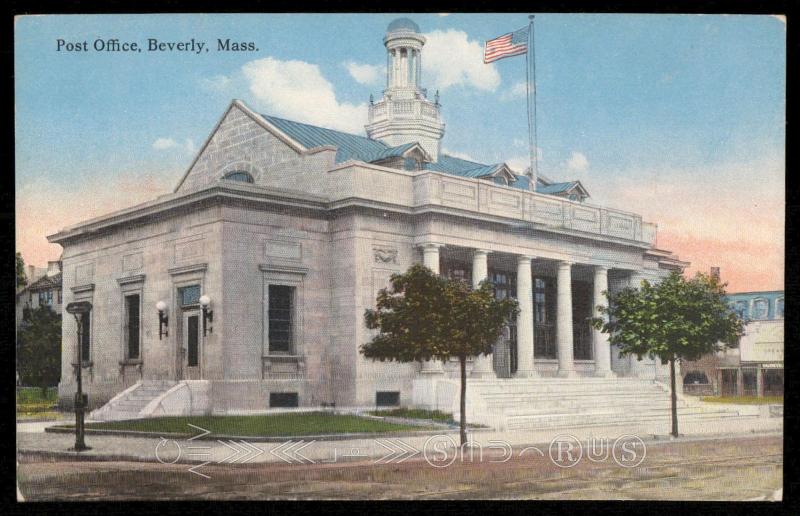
[
  {"left": 592, "top": 271, "right": 743, "bottom": 437},
  {"left": 16, "top": 252, "right": 27, "bottom": 288},
  {"left": 17, "top": 305, "right": 62, "bottom": 396},
  {"left": 362, "top": 264, "right": 518, "bottom": 445}
]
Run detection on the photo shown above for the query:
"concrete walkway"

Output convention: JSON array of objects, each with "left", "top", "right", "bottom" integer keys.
[{"left": 17, "top": 416, "right": 782, "bottom": 467}]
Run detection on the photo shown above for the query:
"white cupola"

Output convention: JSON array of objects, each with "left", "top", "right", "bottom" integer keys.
[{"left": 365, "top": 18, "right": 445, "bottom": 162}]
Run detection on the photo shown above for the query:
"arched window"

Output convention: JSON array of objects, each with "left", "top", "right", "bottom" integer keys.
[
  {"left": 752, "top": 298, "right": 768, "bottom": 320},
  {"left": 223, "top": 171, "right": 254, "bottom": 183},
  {"left": 775, "top": 298, "right": 784, "bottom": 319}
]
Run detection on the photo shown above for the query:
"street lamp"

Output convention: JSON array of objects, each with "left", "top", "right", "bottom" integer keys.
[
  {"left": 199, "top": 295, "right": 213, "bottom": 336},
  {"left": 65, "top": 301, "right": 92, "bottom": 452},
  {"left": 156, "top": 300, "right": 169, "bottom": 339}
]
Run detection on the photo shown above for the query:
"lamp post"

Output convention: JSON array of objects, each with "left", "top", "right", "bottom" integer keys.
[
  {"left": 65, "top": 301, "right": 92, "bottom": 451},
  {"left": 199, "top": 295, "right": 213, "bottom": 336}
]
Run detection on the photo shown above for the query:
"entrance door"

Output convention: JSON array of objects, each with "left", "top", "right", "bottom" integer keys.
[{"left": 181, "top": 310, "right": 202, "bottom": 380}]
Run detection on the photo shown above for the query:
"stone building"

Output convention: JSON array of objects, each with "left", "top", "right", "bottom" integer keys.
[
  {"left": 682, "top": 290, "right": 784, "bottom": 398},
  {"left": 49, "top": 18, "right": 732, "bottom": 428}
]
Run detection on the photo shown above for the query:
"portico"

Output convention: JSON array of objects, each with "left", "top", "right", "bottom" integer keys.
[{"left": 414, "top": 242, "right": 629, "bottom": 380}]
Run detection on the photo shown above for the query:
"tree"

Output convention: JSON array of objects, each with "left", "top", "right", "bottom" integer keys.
[
  {"left": 592, "top": 271, "right": 743, "bottom": 437},
  {"left": 362, "top": 264, "right": 518, "bottom": 445},
  {"left": 16, "top": 252, "right": 27, "bottom": 288},
  {"left": 17, "top": 305, "right": 62, "bottom": 396}
]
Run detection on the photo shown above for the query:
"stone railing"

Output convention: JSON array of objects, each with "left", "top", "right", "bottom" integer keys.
[
  {"left": 368, "top": 99, "right": 441, "bottom": 123},
  {"left": 327, "top": 164, "right": 657, "bottom": 246}
]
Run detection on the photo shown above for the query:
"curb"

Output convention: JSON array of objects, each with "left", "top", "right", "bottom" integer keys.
[{"left": 43, "top": 425, "right": 476, "bottom": 442}]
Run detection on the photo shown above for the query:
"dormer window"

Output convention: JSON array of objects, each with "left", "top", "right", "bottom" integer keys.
[
  {"left": 752, "top": 298, "right": 768, "bottom": 320},
  {"left": 493, "top": 176, "right": 509, "bottom": 186},
  {"left": 223, "top": 171, "right": 254, "bottom": 183}
]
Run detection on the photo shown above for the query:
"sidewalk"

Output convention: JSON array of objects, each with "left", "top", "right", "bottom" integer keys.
[{"left": 17, "top": 416, "right": 783, "bottom": 466}]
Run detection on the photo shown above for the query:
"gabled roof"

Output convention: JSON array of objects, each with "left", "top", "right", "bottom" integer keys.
[
  {"left": 27, "top": 273, "right": 61, "bottom": 292},
  {"left": 536, "top": 180, "right": 590, "bottom": 198}
]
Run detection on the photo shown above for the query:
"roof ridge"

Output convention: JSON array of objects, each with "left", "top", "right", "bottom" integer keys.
[{"left": 261, "top": 114, "right": 384, "bottom": 145}]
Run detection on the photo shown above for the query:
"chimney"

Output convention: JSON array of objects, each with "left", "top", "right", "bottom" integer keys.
[{"left": 710, "top": 267, "right": 720, "bottom": 281}]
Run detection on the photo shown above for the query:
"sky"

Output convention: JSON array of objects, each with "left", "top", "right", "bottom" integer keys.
[{"left": 15, "top": 13, "right": 785, "bottom": 292}]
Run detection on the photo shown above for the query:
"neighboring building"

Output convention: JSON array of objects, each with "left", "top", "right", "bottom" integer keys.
[
  {"left": 47, "top": 19, "right": 691, "bottom": 420},
  {"left": 682, "top": 290, "right": 784, "bottom": 397},
  {"left": 15, "top": 260, "right": 63, "bottom": 329}
]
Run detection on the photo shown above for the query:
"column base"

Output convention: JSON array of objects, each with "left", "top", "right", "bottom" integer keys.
[
  {"left": 513, "top": 369, "right": 538, "bottom": 379},
  {"left": 594, "top": 370, "right": 617, "bottom": 378},
  {"left": 557, "top": 369, "right": 577, "bottom": 378}
]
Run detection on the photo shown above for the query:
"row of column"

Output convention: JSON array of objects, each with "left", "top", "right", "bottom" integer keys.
[{"left": 419, "top": 244, "right": 614, "bottom": 378}]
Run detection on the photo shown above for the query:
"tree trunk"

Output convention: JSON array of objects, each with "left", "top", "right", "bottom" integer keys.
[
  {"left": 670, "top": 357, "right": 678, "bottom": 437},
  {"left": 459, "top": 355, "right": 467, "bottom": 446}
]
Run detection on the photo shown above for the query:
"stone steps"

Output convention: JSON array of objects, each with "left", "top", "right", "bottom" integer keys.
[
  {"left": 89, "top": 381, "right": 176, "bottom": 421},
  {"left": 461, "top": 377, "right": 745, "bottom": 430}
]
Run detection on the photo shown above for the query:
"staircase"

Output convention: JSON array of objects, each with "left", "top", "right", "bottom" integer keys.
[
  {"left": 460, "top": 377, "right": 756, "bottom": 430},
  {"left": 89, "top": 380, "right": 176, "bottom": 421}
]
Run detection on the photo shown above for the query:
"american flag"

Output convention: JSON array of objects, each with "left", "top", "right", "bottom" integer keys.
[{"left": 484, "top": 26, "right": 529, "bottom": 64}]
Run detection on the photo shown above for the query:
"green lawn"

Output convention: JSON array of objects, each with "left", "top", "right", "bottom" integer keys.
[
  {"left": 17, "top": 387, "right": 61, "bottom": 419},
  {"left": 369, "top": 408, "right": 453, "bottom": 423},
  {"left": 701, "top": 395, "right": 783, "bottom": 405},
  {"left": 83, "top": 413, "right": 438, "bottom": 436}
]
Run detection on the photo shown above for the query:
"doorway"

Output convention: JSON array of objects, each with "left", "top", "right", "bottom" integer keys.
[{"left": 181, "top": 310, "right": 202, "bottom": 380}]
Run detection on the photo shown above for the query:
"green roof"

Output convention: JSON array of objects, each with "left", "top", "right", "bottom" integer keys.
[{"left": 259, "top": 113, "right": 584, "bottom": 196}]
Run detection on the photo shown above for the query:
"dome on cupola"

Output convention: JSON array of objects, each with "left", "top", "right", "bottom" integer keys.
[{"left": 387, "top": 17, "right": 420, "bottom": 34}]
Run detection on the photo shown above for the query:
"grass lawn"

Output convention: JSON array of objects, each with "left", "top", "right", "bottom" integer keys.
[
  {"left": 82, "top": 412, "right": 439, "bottom": 436},
  {"left": 368, "top": 407, "right": 488, "bottom": 428},
  {"left": 17, "top": 387, "right": 61, "bottom": 420},
  {"left": 701, "top": 395, "right": 783, "bottom": 405}
]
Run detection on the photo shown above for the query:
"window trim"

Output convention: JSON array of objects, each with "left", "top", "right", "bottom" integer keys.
[
  {"left": 751, "top": 297, "right": 769, "bottom": 320},
  {"left": 222, "top": 170, "right": 255, "bottom": 183}
]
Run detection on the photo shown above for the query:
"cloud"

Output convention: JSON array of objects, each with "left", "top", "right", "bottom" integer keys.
[
  {"left": 422, "top": 30, "right": 501, "bottom": 92},
  {"left": 344, "top": 61, "right": 383, "bottom": 85},
  {"left": 242, "top": 57, "right": 368, "bottom": 134},
  {"left": 200, "top": 74, "right": 231, "bottom": 92},
  {"left": 566, "top": 151, "right": 589, "bottom": 172},
  {"left": 501, "top": 81, "right": 528, "bottom": 101},
  {"left": 505, "top": 148, "right": 544, "bottom": 174},
  {"left": 441, "top": 148, "right": 478, "bottom": 162},
  {"left": 580, "top": 153, "right": 784, "bottom": 291},
  {"left": 153, "top": 138, "right": 196, "bottom": 153},
  {"left": 153, "top": 138, "right": 178, "bottom": 150}
]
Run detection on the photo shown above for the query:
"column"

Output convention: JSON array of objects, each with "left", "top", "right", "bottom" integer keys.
[
  {"left": 557, "top": 261, "right": 576, "bottom": 377},
  {"left": 471, "top": 250, "right": 496, "bottom": 378},
  {"left": 592, "top": 266, "right": 614, "bottom": 377},
  {"left": 514, "top": 256, "right": 536, "bottom": 378},
  {"left": 736, "top": 368, "right": 744, "bottom": 397},
  {"left": 420, "top": 244, "right": 444, "bottom": 374},
  {"left": 756, "top": 367, "right": 764, "bottom": 398}
]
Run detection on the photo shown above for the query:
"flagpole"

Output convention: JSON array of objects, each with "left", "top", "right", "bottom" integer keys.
[{"left": 526, "top": 15, "right": 538, "bottom": 191}]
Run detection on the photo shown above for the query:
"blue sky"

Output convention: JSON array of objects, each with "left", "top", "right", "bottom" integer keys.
[{"left": 15, "top": 13, "right": 785, "bottom": 290}]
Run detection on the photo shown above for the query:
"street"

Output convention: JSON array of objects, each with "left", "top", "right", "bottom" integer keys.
[{"left": 17, "top": 434, "right": 781, "bottom": 500}]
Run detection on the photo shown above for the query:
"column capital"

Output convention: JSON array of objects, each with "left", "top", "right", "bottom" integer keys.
[
  {"left": 420, "top": 242, "right": 444, "bottom": 251},
  {"left": 557, "top": 260, "right": 574, "bottom": 270},
  {"left": 593, "top": 265, "right": 609, "bottom": 273},
  {"left": 473, "top": 248, "right": 491, "bottom": 257},
  {"left": 517, "top": 255, "right": 534, "bottom": 265}
]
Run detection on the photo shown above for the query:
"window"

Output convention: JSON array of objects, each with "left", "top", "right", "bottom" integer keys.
[
  {"left": 493, "top": 176, "right": 508, "bottom": 186},
  {"left": 57, "top": 289, "right": 62, "bottom": 304},
  {"left": 223, "top": 171, "right": 254, "bottom": 183},
  {"left": 178, "top": 285, "right": 201, "bottom": 307},
  {"left": 683, "top": 371, "right": 709, "bottom": 385},
  {"left": 734, "top": 301, "right": 748, "bottom": 320},
  {"left": 268, "top": 285, "right": 294, "bottom": 353},
  {"left": 80, "top": 312, "right": 91, "bottom": 362},
  {"left": 376, "top": 391, "right": 400, "bottom": 407},
  {"left": 125, "top": 294, "right": 141, "bottom": 360},
  {"left": 46, "top": 290, "right": 53, "bottom": 305},
  {"left": 38, "top": 291, "right": 46, "bottom": 305},
  {"left": 775, "top": 298, "right": 784, "bottom": 319},
  {"left": 270, "top": 392, "right": 298, "bottom": 408},
  {"left": 752, "top": 298, "right": 768, "bottom": 320}
]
